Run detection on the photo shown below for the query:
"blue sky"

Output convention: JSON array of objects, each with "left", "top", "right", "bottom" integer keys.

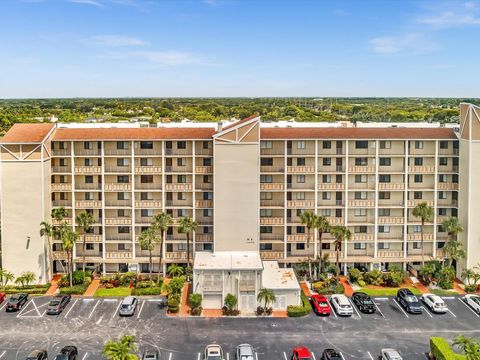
[{"left": 0, "top": 0, "right": 479, "bottom": 98}]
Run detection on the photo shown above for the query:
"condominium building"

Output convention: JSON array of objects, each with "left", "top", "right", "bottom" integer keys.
[{"left": 2, "top": 104, "right": 479, "bottom": 291}]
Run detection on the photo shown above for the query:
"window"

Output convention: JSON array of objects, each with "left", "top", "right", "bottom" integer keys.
[
  {"left": 296, "top": 175, "right": 305, "bottom": 183},
  {"left": 296, "top": 243, "right": 305, "bottom": 250},
  {"left": 203, "top": 175, "right": 211, "bottom": 183},
  {"left": 297, "top": 141, "right": 306, "bottom": 149},
  {"left": 177, "top": 158, "right": 186, "bottom": 167},
  {"left": 260, "top": 209, "right": 272, "bottom": 217},
  {"left": 378, "top": 225, "right": 390, "bottom": 233},
  {"left": 322, "top": 192, "right": 331, "bottom": 200},
  {"left": 354, "top": 208, "right": 366, "bottom": 216},
  {"left": 177, "top": 209, "right": 186, "bottom": 217},
  {"left": 203, "top": 192, "right": 213, "bottom": 200},
  {"left": 58, "top": 142, "right": 66, "bottom": 150},
  {"left": 413, "top": 242, "right": 421, "bottom": 249},
  {"left": 117, "top": 175, "right": 129, "bottom": 183},
  {"left": 356, "top": 226, "right": 367, "bottom": 233},
  {"left": 84, "top": 192, "right": 93, "bottom": 200},
  {"left": 177, "top": 192, "right": 186, "bottom": 200},
  {"left": 177, "top": 141, "right": 186, "bottom": 149},
  {"left": 177, "top": 175, "right": 187, "bottom": 183},
  {"left": 84, "top": 141, "right": 93, "bottom": 150},
  {"left": 260, "top": 141, "right": 272, "bottom": 149},
  {"left": 141, "top": 209, "right": 153, "bottom": 217},
  {"left": 260, "top": 192, "right": 272, "bottom": 200},
  {"left": 439, "top": 141, "right": 448, "bottom": 149},
  {"left": 379, "top": 191, "right": 390, "bottom": 200},
  {"left": 59, "top": 158, "right": 66, "bottom": 167},
  {"left": 85, "top": 176, "right": 93, "bottom": 184},
  {"left": 296, "top": 192, "right": 305, "bottom": 200},
  {"left": 414, "top": 174, "right": 423, "bottom": 183},
  {"left": 203, "top": 158, "right": 212, "bottom": 166},
  {"left": 296, "top": 226, "right": 305, "bottom": 233},
  {"left": 323, "top": 141, "right": 331, "bottom": 149},
  {"left": 355, "top": 174, "right": 367, "bottom": 183},
  {"left": 117, "top": 158, "right": 129, "bottom": 167},
  {"left": 438, "top": 208, "right": 447, "bottom": 216},
  {"left": 355, "top": 157, "right": 368, "bottom": 166},
  {"left": 322, "top": 175, "right": 331, "bottom": 183},
  {"left": 354, "top": 243, "right": 366, "bottom": 250},
  {"left": 141, "top": 175, "right": 153, "bottom": 183},
  {"left": 260, "top": 226, "right": 272, "bottom": 233},
  {"left": 379, "top": 174, "right": 391, "bottom": 183},
  {"left": 86, "top": 243, "right": 94, "bottom": 250},
  {"left": 438, "top": 174, "right": 447, "bottom": 183},
  {"left": 355, "top": 141, "right": 368, "bottom": 149},
  {"left": 203, "top": 141, "right": 210, "bottom": 149},
  {"left": 413, "top": 225, "right": 421, "bottom": 233},
  {"left": 439, "top": 157, "right": 448, "bottom": 166},
  {"left": 438, "top": 191, "right": 447, "bottom": 200},
  {"left": 415, "top": 141, "right": 424, "bottom": 149},
  {"left": 378, "top": 242, "right": 390, "bottom": 250},
  {"left": 260, "top": 243, "right": 273, "bottom": 251},
  {"left": 323, "top": 158, "right": 331, "bottom": 166},
  {"left": 117, "top": 141, "right": 128, "bottom": 150},
  {"left": 118, "top": 226, "right": 130, "bottom": 234},
  {"left": 355, "top": 191, "right": 367, "bottom": 200},
  {"left": 414, "top": 191, "right": 423, "bottom": 199},
  {"left": 379, "top": 141, "right": 391, "bottom": 149},
  {"left": 260, "top": 175, "right": 272, "bottom": 183},
  {"left": 379, "top": 157, "right": 391, "bottom": 166},
  {"left": 321, "top": 209, "right": 331, "bottom": 216},
  {"left": 117, "top": 192, "right": 130, "bottom": 200},
  {"left": 140, "top": 141, "right": 153, "bottom": 149},
  {"left": 297, "top": 158, "right": 306, "bottom": 166},
  {"left": 379, "top": 208, "right": 390, "bottom": 216},
  {"left": 261, "top": 158, "right": 273, "bottom": 166},
  {"left": 118, "top": 209, "right": 126, "bottom": 217},
  {"left": 414, "top": 157, "right": 423, "bottom": 166},
  {"left": 140, "top": 158, "right": 153, "bottom": 166},
  {"left": 84, "top": 158, "right": 93, "bottom": 166}
]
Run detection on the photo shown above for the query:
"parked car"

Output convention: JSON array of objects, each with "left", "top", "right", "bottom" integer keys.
[
  {"left": 47, "top": 294, "right": 71, "bottom": 315},
  {"left": 310, "top": 294, "right": 332, "bottom": 316},
  {"left": 25, "top": 350, "right": 48, "bottom": 360},
  {"left": 421, "top": 293, "right": 448, "bottom": 314},
  {"left": 291, "top": 347, "right": 313, "bottom": 360},
  {"left": 352, "top": 292, "right": 376, "bottom": 313},
  {"left": 53, "top": 346, "right": 78, "bottom": 360},
  {"left": 396, "top": 288, "right": 423, "bottom": 314},
  {"left": 236, "top": 344, "right": 255, "bottom": 360},
  {"left": 321, "top": 349, "right": 342, "bottom": 360},
  {"left": 204, "top": 344, "right": 224, "bottom": 360},
  {"left": 142, "top": 349, "right": 160, "bottom": 360},
  {"left": 119, "top": 296, "right": 138, "bottom": 316},
  {"left": 330, "top": 294, "right": 353, "bottom": 316},
  {"left": 463, "top": 294, "right": 480, "bottom": 314},
  {"left": 6, "top": 293, "right": 28, "bottom": 312},
  {"left": 0, "top": 292, "right": 5, "bottom": 304},
  {"left": 379, "top": 348, "right": 403, "bottom": 360}
]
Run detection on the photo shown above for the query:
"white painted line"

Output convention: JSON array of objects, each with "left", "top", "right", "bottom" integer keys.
[
  {"left": 16, "top": 299, "right": 33, "bottom": 318},
  {"left": 422, "top": 306, "right": 433, "bottom": 318},
  {"left": 442, "top": 297, "right": 455, "bottom": 300},
  {"left": 312, "top": 351, "right": 317, "bottom": 360},
  {"left": 30, "top": 299, "right": 46, "bottom": 317},
  {"left": 283, "top": 352, "right": 288, "bottom": 360},
  {"left": 197, "top": 353, "right": 201, "bottom": 360},
  {"left": 340, "top": 352, "right": 346, "bottom": 360},
  {"left": 64, "top": 299, "right": 78, "bottom": 319},
  {"left": 112, "top": 300, "right": 122, "bottom": 319},
  {"left": 83, "top": 298, "right": 95, "bottom": 302},
  {"left": 137, "top": 300, "right": 145, "bottom": 319},
  {"left": 103, "top": 299, "right": 117, "bottom": 302},
  {"left": 458, "top": 298, "right": 480, "bottom": 317},
  {"left": 447, "top": 308, "right": 457, "bottom": 318},
  {"left": 374, "top": 297, "right": 389, "bottom": 301},
  {"left": 393, "top": 298, "right": 409, "bottom": 318},
  {"left": 327, "top": 299, "right": 337, "bottom": 318},
  {"left": 0, "top": 350, "right": 6, "bottom": 359},
  {"left": 373, "top": 301, "right": 385, "bottom": 318},
  {"left": 255, "top": 353, "right": 258, "bottom": 360},
  {"left": 96, "top": 314, "right": 104, "bottom": 325},
  {"left": 348, "top": 298, "right": 361, "bottom": 319},
  {"left": 88, "top": 300, "right": 100, "bottom": 319},
  {"left": 168, "top": 352, "right": 172, "bottom": 360},
  {"left": 81, "top": 352, "right": 88, "bottom": 360},
  {"left": 0, "top": 302, "right": 8, "bottom": 312},
  {"left": 226, "top": 353, "right": 229, "bottom": 360},
  {"left": 367, "top": 351, "right": 374, "bottom": 360}
]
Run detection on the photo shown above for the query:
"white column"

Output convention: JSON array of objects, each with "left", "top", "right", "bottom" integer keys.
[
  {"left": 403, "top": 141, "right": 409, "bottom": 260},
  {"left": 192, "top": 140, "right": 196, "bottom": 256},
  {"left": 284, "top": 140, "right": 288, "bottom": 260},
  {"left": 71, "top": 141, "right": 77, "bottom": 266},
  {"left": 374, "top": 140, "right": 379, "bottom": 259},
  {"left": 344, "top": 140, "right": 349, "bottom": 261},
  {"left": 433, "top": 140, "right": 438, "bottom": 258},
  {"left": 131, "top": 141, "right": 136, "bottom": 261},
  {"left": 314, "top": 140, "right": 318, "bottom": 259},
  {"left": 100, "top": 141, "right": 106, "bottom": 275}
]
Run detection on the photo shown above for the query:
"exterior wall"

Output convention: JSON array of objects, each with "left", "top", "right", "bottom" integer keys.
[
  {"left": 214, "top": 143, "right": 260, "bottom": 252},
  {"left": 270, "top": 289, "right": 301, "bottom": 309}
]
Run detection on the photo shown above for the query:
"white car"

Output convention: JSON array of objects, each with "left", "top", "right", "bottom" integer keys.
[
  {"left": 330, "top": 294, "right": 353, "bottom": 316},
  {"left": 380, "top": 348, "right": 403, "bottom": 360},
  {"left": 421, "top": 293, "right": 448, "bottom": 313},
  {"left": 463, "top": 294, "right": 480, "bottom": 314},
  {"left": 204, "top": 344, "right": 224, "bottom": 360}
]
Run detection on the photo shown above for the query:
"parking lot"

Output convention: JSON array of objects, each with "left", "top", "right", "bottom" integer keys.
[{"left": 0, "top": 294, "right": 479, "bottom": 360}]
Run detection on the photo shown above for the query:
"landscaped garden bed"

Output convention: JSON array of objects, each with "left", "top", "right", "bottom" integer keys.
[
  {"left": 98, "top": 272, "right": 165, "bottom": 297},
  {"left": 95, "top": 287, "right": 132, "bottom": 297},
  {"left": 58, "top": 270, "right": 92, "bottom": 295},
  {"left": 0, "top": 270, "right": 50, "bottom": 295}
]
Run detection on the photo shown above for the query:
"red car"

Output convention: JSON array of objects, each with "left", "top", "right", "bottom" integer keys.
[
  {"left": 0, "top": 292, "right": 5, "bottom": 304},
  {"left": 310, "top": 294, "right": 332, "bottom": 315},
  {"left": 292, "top": 347, "right": 313, "bottom": 360}
]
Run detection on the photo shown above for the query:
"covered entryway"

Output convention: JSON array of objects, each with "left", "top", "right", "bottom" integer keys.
[
  {"left": 239, "top": 293, "right": 255, "bottom": 311},
  {"left": 203, "top": 294, "right": 222, "bottom": 309}
]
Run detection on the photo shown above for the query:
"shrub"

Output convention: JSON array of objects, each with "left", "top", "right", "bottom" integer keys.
[
  {"left": 72, "top": 270, "right": 85, "bottom": 285},
  {"left": 167, "top": 276, "right": 186, "bottom": 297},
  {"left": 59, "top": 284, "right": 88, "bottom": 295},
  {"left": 348, "top": 268, "right": 363, "bottom": 283},
  {"left": 312, "top": 281, "right": 327, "bottom": 293},
  {"left": 315, "top": 282, "right": 345, "bottom": 295},
  {"left": 167, "top": 297, "right": 180, "bottom": 313},
  {"left": 363, "top": 270, "right": 383, "bottom": 286},
  {"left": 189, "top": 293, "right": 202, "bottom": 310},
  {"left": 100, "top": 276, "right": 111, "bottom": 285},
  {"left": 131, "top": 287, "right": 162, "bottom": 296},
  {"left": 464, "top": 284, "right": 478, "bottom": 293},
  {"left": 438, "top": 267, "right": 455, "bottom": 290},
  {"left": 287, "top": 293, "right": 311, "bottom": 317},
  {"left": 382, "top": 268, "right": 407, "bottom": 287},
  {"left": 120, "top": 272, "right": 138, "bottom": 286},
  {"left": 223, "top": 293, "right": 239, "bottom": 315},
  {"left": 136, "top": 280, "right": 156, "bottom": 289},
  {"left": 357, "top": 279, "right": 366, "bottom": 287},
  {"left": 430, "top": 337, "right": 465, "bottom": 360}
]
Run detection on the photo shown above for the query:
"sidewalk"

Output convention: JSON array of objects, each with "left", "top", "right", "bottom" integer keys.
[
  {"left": 300, "top": 282, "right": 312, "bottom": 296},
  {"left": 339, "top": 276, "right": 354, "bottom": 297},
  {"left": 454, "top": 278, "right": 466, "bottom": 295},
  {"left": 45, "top": 274, "right": 62, "bottom": 295},
  {"left": 178, "top": 282, "right": 191, "bottom": 317},
  {"left": 411, "top": 280, "right": 429, "bottom": 294},
  {"left": 83, "top": 278, "right": 101, "bottom": 296}
]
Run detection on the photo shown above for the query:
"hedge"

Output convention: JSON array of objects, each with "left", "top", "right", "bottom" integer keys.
[
  {"left": 1, "top": 284, "right": 50, "bottom": 295},
  {"left": 168, "top": 297, "right": 180, "bottom": 313},
  {"left": 59, "top": 284, "right": 88, "bottom": 295},
  {"left": 430, "top": 337, "right": 465, "bottom": 360},
  {"left": 287, "top": 293, "right": 312, "bottom": 317},
  {"left": 132, "top": 287, "right": 163, "bottom": 296}
]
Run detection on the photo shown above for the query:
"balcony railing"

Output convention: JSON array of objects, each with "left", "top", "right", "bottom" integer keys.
[
  {"left": 287, "top": 166, "right": 314, "bottom": 173},
  {"left": 378, "top": 217, "right": 404, "bottom": 225},
  {"left": 326, "top": 217, "right": 344, "bottom": 225},
  {"left": 75, "top": 183, "right": 102, "bottom": 190},
  {"left": 348, "top": 200, "right": 375, "bottom": 207},
  {"left": 195, "top": 166, "right": 213, "bottom": 174},
  {"left": 260, "top": 234, "right": 284, "bottom": 241},
  {"left": 260, "top": 200, "right": 284, "bottom": 207},
  {"left": 75, "top": 200, "right": 102, "bottom": 208},
  {"left": 165, "top": 166, "right": 193, "bottom": 173},
  {"left": 51, "top": 183, "right": 72, "bottom": 191},
  {"left": 348, "top": 166, "right": 375, "bottom": 173},
  {"left": 85, "top": 235, "right": 102, "bottom": 242},
  {"left": 260, "top": 166, "right": 284, "bottom": 173},
  {"left": 407, "top": 200, "right": 434, "bottom": 207},
  {"left": 165, "top": 183, "right": 192, "bottom": 191},
  {"left": 260, "top": 183, "right": 284, "bottom": 191},
  {"left": 105, "top": 166, "right": 131, "bottom": 173},
  {"left": 165, "top": 252, "right": 189, "bottom": 260},
  {"left": 52, "top": 200, "right": 72, "bottom": 207},
  {"left": 105, "top": 183, "right": 132, "bottom": 191},
  {"left": 260, "top": 251, "right": 284, "bottom": 260},
  {"left": 53, "top": 218, "right": 72, "bottom": 225},
  {"left": 134, "top": 149, "right": 162, "bottom": 156},
  {"left": 438, "top": 199, "right": 458, "bottom": 206},
  {"left": 195, "top": 183, "right": 213, "bottom": 190},
  {"left": 105, "top": 218, "right": 132, "bottom": 226},
  {"left": 196, "top": 217, "right": 213, "bottom": 225},
  {"left": 287, "top": 200, "right": 314, "bottom": 208},
  {"left": 260, "top": 217, "right": 284, "bottom": 225},
  {"left": 52, "top": 149, "right": 71, "bottom": 157},
  {"left": 74, "top": 166, "right": 101, "bottom": 174},
  {"left": 105, "top": 200, "right": 132, "bottom": 207},
  {"left": 377, "top": 250, "right": 404, "bottom": 259},
  {"left": 437, "top": 182, "right": 458, "bottom": 190},
  {"left": 378, "top": 183, "right": 405, "bottom": 190},
  {"left": 196, "top": 234, "right": 213, "bottom": 243},
  {"left": 105, "top": 252, "right": 133, "bottom": 259},
  {"left": 352, "top": 234, "right": 374, "bottom": 241},
  {"left": 134, "top": 166, "right": 162, "bottom": 174},
  {"left": 196, "top": 200, "right": 213, "bottom": 208},
  {"left": 408, "top": 166, "right": 435, "bottom": 173},
  {"left": 134, "top": 200, "right": 162, "bottom": 208},
  {"left": 287, "top": 234, "right": 308, "bottom": 242},
  {"left": 103, "top": 149, "right": 131, "bottom": 156},
  {"left": 105, "top": 234, "right": 132, "bottom": 241},
  {"left": 52, "top": 166, "right": 70, "bottom": 173},
  {"left": 52, "top": 251, "right": 68, "bottom": 260},
  {"left": 75, "top": 149, "right": 101, "bottom": 156},
  {"left": 318, "top": 183, "right": 345, "bottom": 190},
  {"left": 407, "top": 233, "right": 434, "bottom": 241},
  {"left": 136, "top": 182, "right": 162, "bottom": 190}
]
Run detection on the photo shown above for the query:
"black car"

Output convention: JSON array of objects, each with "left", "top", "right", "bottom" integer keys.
[
  {"left": 321, "top": 349, "right": 342, "bottom": 360},
  {"left": 47, "top": 294, "right": 71, "bottom": 315},
  {"left": 352, "top": 292, "right": 376, "bottom": 313},
  {"left": 396, "top": 288, "right": 423, "bottom": 314},
  {"left": 6, "top": 293, "right": 28, "bottom": 312},
  {"left": 54, "top": 346, "right": 78, "bottom": 360},
  {"left": 26, "top": 350, "right": 48, "bottom": 360}
]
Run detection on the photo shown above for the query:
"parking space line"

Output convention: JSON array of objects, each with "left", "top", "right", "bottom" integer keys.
[
  {"left": 88, "top": 300, "right": 100, "bottom": 319},
  {"left": 197, "top": 353, "right": 201, "bottom": 360},
  {"left": 81, "top": 353, "right": 88, "bottom": 360},
  {"left": 0, "top": 302, "right": 7, "bottom": 312},
  {"left": 168, "top": 352, "right": 172, "bottom": 360},
  {"left": 458, "top": 298, "right": 480, "bottom": 317},
  {"left": 112, "top": 300, "right": 122, "bottom": 319},
  {"left": 367, "top": 351, "right": 374, "bottom": 360},
  {"left": 312, "top": 351, "right": 317, "bottom": 360},
  {"left": 16, "top": 299, "right": 33, "bottom": 317},
  {"left": 31, "top": 298, "right": 47, "bottom": 317},
  {"left": 422, "top": 306, "right": 433, "bottom": 318},
  {"left": 327, "top": 299, "right": 337, "bottom": 318},
  {"left": 348, "top": 298, "right": 361, "bottom": 319},
  {"left": 137, "top": 300, "right": 145, "bottom": 319},
  {"left": 340, "top": 352, "right": 346, "bottom": 360},
  {"left": 283, "top": 352, "right": 288, "bottom": 360},
  {"left": 373, "top": 301, "right": 385, "bottom": 318},
  {"left": 64, "top": 299, "right": 78, "bottom": 319},
  {"left": 96, "top": 315, "right": 104, "bottom": 325},
  {"left": 392, "top": 298, "right": 409, "bottom": 318},
  {"left": 226, "top": 353, "right": 229, "bottom": 360},
  {"left": 0, "top": 350, "right": 6, "bottom": 359},
  {"left": 447, "top": 308, "right": 457, "bottom": 318}
]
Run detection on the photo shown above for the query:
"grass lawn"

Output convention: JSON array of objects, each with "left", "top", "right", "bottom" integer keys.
[
  {"left": 94, "top": 287, "right": 132, "bottom": 297},
  {"left": 358, "top": 286, "right": 422, "bottom": 297},
  {"left": 429, "top": 289, "right": 459, "bottom": 296}
]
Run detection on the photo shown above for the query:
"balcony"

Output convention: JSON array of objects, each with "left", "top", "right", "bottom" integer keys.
[
  {"left": 197, "top": 217, "right": 213, "bottom": 225},
  {"left": 196, "top": 183, "right": 213, "bottom": 190},
  {"left": 287, "top": 166, "right": 314, "bottom": 173},
  {"left": 165, "top": 183, "right": 192, "bottom": 191},
  {"left": 105, "top": 200, "right": 132, "bottom": 207},
  {"left": 260, "top": 234, "right": 284, "bottom": 241},
  {"left": 165, "top": 148, "right": 191, "bottom": 156},
  {"left": 326, "top": 217, "right": 344, "bottom": 225},
  {"left": 105, "top": 234, "right": 132, "bottom": 241},
  {"left": 287, "top": 200, "right": 314, "bottom": 208},
  {"left": 75, "top": 200, "right": 102, "bottom": 208},
  {"left": 378, "top": 183, "right": 405, "bottom": 190},
  {"left": 52, "top": 166, "right": 70, "bottom": 173},
  {"left": 52, "top": 200, "right": 72, "bottom": 207},
  {"left": 136, "top": 182, "right": 161, "bottom": 190},
  {"left": 104, "top": 149, "right": 131, "bottom": 156},
  {"left": 75, "top": 149, "right": 101, "bottom": 156},
  {"left": 352, "top": 234, "right": 374, "bottom": 241},
  {"left": 165, "top": 252, "right": 189, "bottom": 261},
  {"left": 134, "top": 166, "right": 162, "bottom": 174},
  {"left": 74, "top": 166, "right": 101, "bottom": 174},
  {"left": 377, "top": 250, "right": 404, "bottom": 259},
  {"left": 260, "top": 251, "right": 284, "bottom": 260},
  {"left": 378, "top": 217, "right": 404, "bottom": 225},
  {"left": 287, "top": 183, "right": 316, "bottom": 191},
  {"left": 260, "top": 217, "right": 284, "bottom": 225},
  {"left": 438, "top": 199, "right": 458, "bottom": 207},
  {"left": 260, "top": 166, "right": 284, "bottom": 173},
  {"left": 105, "top": 252, "right": 133, "bottom": 260},
  {"left": 318, "top": 183, "right": 345, "bottom": 190},
  {"left": 84, "top": 235, "right": 102, "bottom": 242},
  {"left": 51, "top": 183, "right": 72, "bottom": 191},
  {"left": 438, "top": 165, "right": 459, "bottom": 173},
  {"left": 287, "top": 234, "right": 308, "bottom": 242},
  {"left": 196, "top": 234, "right": 213, "bottom": 243},
  {"left": 105, "top": 218, "right": 132, "bottom": 226},
  {"left": 165, "top": 166, "right": 192, "bottom": 173},
  {"left": 105, "top": 183, "right": 132, "bottom": 191},
  {"left": 105, "top": 166, "right": 131, "bottom": 173},
  {"left": 378, "top": 200, "right": 404, "bottom": 207},
  {"left": 195, "top": 149, "right": 213, "bottom": 156},
  {"left": 407, "top": 233, "right": 434, "bottom": 241},
  {"left": 407, "top": 200, "right": 434, "bottom": 207},
  {"left": 134, "top": 200, "right": 162, "bottom": 208},
  {"left": 196, "top": 200, "right": 213, "bottom": 208},
  {"left": 52, "top": 251, "right": 68, "bottom": 260},
  {"left": 348, "top": 200, "right": 375, "bottom": 207},
  {"left": 165, "top": 200, "right": 192, "bottom": 207},
  {"left": 53, "top": 218, "right": 72, "bottom": 225},
  {"left": 408, "top": 166, "right": 435, "bottom": 173},
  {"left": 348, "top": 166, "right": 375, "bottom": 173},
  {"left": 52, "top": 149, "right": 71, "bottom": 157},
  {"left": 437, "top": 183, "right": 458, "bottom": 190},
  {"left": 75, "top": 183, "right": 101, "bottom": 190},
  {"left": 260, "top": 183, "right": 284, "bottom": 191},
  {"left": 195, "top": 166, "right": 213, "bottom": 174},
  {"left": 260, "top": 200, "right": 284, "bottom": 207}
]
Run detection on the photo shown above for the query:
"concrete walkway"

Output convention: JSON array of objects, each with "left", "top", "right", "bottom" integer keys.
[
  {"left": 178, "top": 282, "right": 191, "bottom": 317},
  {"left": 454, "top": 278, "right": 466, "bottom": 295},
  {"left": 45, "top": 274, "right": 62, "bottom": 295},
  {"left": 339, "top": 276, "right": 354, "bottom": 296},
  {"left": 411, "top": 280, "right": 429, "bottom": 294},
  {"left": 300, "top": 282, "right": 312, "bottom": 296},
  {"left": 83, "top": 279, "right": 101, "bottom": 296}
]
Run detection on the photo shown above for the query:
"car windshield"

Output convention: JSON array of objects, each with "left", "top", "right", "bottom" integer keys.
[
  {"left": 406, "top": 296, "right": 417, "bottom": 302},
  {"left": 340, "top": 304, "right": 351, "bottom": 309},
  {"left": 472, "top": 297, "right": 480, "bottom": 304},
  {"left": 240, "top": 356, "right": 254, "bottom": 360},
  {"left": 207, "top": 356, "right": 222, "bottom": 360},
  {"left": 54, "top": 355, "right": 68, "bottom": 360},
  {"left": 362, "top": 299, "right": 373, "bottom": 305},
  {"left": 143, "top": 355, "right": 157, "bottom": 359},
  {"left": 318, "top": 302, "right": 328, "bottom": 307},
  {"left": 50, "top": 300, "right": 60, "bottom": 306},
  {"left": 10, "top": 296, "right": 20, "bottom": 301},
  {"left": 121, "top": 304, "right": 131, "bottom": 309}
]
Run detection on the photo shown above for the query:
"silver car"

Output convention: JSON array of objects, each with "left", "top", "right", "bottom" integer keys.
[
  {"left": 236, "top": 344, "right": 255, "bottom": 360},
  {"left": 119, "top": 296, "right": 138, "bottom": 316},
  {"left": 380, "top": 349, "right": 403, "bottom": 360}
]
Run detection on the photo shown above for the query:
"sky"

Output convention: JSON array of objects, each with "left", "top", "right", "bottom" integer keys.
[{"left": 0, "top": 0, "right": 480, "bottom": 98}]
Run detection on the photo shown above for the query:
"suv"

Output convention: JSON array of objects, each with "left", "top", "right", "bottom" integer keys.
[
  {"left": 421, "top": 293, "right": 448, "bottom": 314},
  {"left": 352, "top": 292, "right": 376, "bottom": 314},
  {"left": 292, "top": 347, "right": 313, "bottom": 360},
  {"left": 310, "top": 294, "right": 331, "bottom": 316},
  {"left": 380, "top": 349, "right": 403, "bottom": 360},
  {"left": 119, "top": 296, "right": 138, "bottom": 316},
  {"left": 142, "top": 349, "right": 159, "bottom": 360},
  {"left": 26, "top": 350, "right": 48, "bottom": 360},
  {"left": 396, "top": 288, "right": 423, "bottom": 314},
  {"left": 6, "top": 293, "right": 28, "bottom": 312},
  {"left": 47, "top": 295, "right": 71, "bottom": 315},
  {"left": 54, "top": 346, "right": 78, "bottom": 360},
  {"left": 330, "top": 294, "right": 353, "bottom": 316},
  {"left": 236, "top": 344, "right": 255, "bottom": 360},
  {"left": 321, "top": 349, "right": 342, "bottom": 360},
  {"left": 204, "top": 344, "right": 224, "bottom": 360}
]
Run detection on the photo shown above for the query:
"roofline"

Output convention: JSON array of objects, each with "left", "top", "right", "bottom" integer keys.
[{"left": 213, "top": 116, "right": 260, "bottom": 138}]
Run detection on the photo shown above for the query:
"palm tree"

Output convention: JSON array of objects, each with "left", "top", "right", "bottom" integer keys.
[
  {"left": 314, "top": 215, "right": 330, "bottom": 274},
  {"left": 178, "top": 216, "right": 198, "bottom": 270},
  {"left": 40, "top": 221, "right": 54, "bottom": 280},
  {"left": 51, "top": 207, "right": 68, "bottom": 222},
  {"left": 412, "top": 202, "right": 434, "bottom": 267},
  {"left": 257, "top": 288, "right": 276, "bottom": 313},
  {"left": 443, "top": 240, "right": 466, "bottom": 268},
  {"left": 441, "top": 217, "right": 463, "bottom": 268},
  {"left": 330, "top": 225, "right": 352, "bottom": 279},
  {"left": 153, "top": 212, "right": 172, "bottom": 281},
  {"left": 167, "top": 264, "right": 184, "bottom": 278},
  {"left": 0, "top": 268, "right": 15, "bottom": 288},
  {"left": 102, "top": 335, "right": 138, "bottom": 360},
  {"left": 453, "top": 335, "right": 480, "bottom": 358},
  {"left": 139, "top": 227, "right": 156, "bottom": 280},
  {"left": 300, "top": 210, "right": 316, "bottom": 279},
  {"left": 62, "top": 228, "right": 78, "bottom": 287},
  {"left": 75, "top": 211, "right": 95, "bottom": 272}
]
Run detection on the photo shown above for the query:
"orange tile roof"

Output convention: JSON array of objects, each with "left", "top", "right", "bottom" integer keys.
[
  {"left": 1, "top": 123, "right": 55, "bottom": 143},
  {"left": 53, "top": 127, "right": 216, "bottom": 141},
  {"left": 260, "top": 127, "right": 458, "bottom": 140}
]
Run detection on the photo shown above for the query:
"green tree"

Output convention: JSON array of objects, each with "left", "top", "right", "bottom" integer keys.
[
  {"left": 224, "top": 293, "right": 238, "bottom": 311},
  {"left": 0, "top": 268, "right": 15, "bottom": 288},
  {"left": 412, "top": 202, "right": 434, "bottom": 267},
  {"left": 39, "top": 221, "right": 53, "bottom": 280},
  {"left": 178, "top": 217, "right": 198, "bottom": 271},
  {"left": 461, "top": 268, "right": 480, "bottom": 292},
  {"left": 257, "top": 288, "right": 276, "bottom": 313},
  {"left": 300, "top": 210, "right": 316, "bottom": 279},
  {"left": 314, "top": 215, "right": 330, "bottom": 273},
  {"left": 102, "top": 335, "right": 138, "bottom": 360},
  {"left": 443, "top": 240, "right": 466, "bottom": 268},
  {"left": 153, "top": 212, "right": 172, "bottom": 281},
  {"left": 330, "top": 225, "right": 352, "bottom": 279},
  {"left": 167, "top": 264, "right": 184, "bottom": 277},
  {"left": 62, "top": 228, "right": 78, "bottom": 287},
  {"left": 75, "top": 211, "right": 95, "bottom": 272},
  {"left": 51, "top": 207, "right": 68, "bottom": 222},
  {"left": 441, "top": 217, "right": 463, "bottom": 268},
  {"left": 453, "top": 335, "right": 480, "bottom": 359},
  {"left": 139, "top": 227, "right": 156, "bottom": 280}
]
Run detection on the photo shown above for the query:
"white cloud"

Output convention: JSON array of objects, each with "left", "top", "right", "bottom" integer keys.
[
  {"left": 83, "top": 35, "right": 146, "bottom": 47},
  {"left": 416, "top": 1, "right": 480, "bottom": 28},
  {"left": 67, "top": 0, "right": 104, "bottom": 6},
  {"left": 97, "top": 50, "right": 210, "bottom": 66},
  {"left": 369, "top": 33, "right": 438, "bottom": 55}
]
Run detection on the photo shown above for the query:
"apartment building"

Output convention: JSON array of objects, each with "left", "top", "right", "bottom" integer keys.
[{"left": 3, "top": 105, "right": 479, "bottom": 288}]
